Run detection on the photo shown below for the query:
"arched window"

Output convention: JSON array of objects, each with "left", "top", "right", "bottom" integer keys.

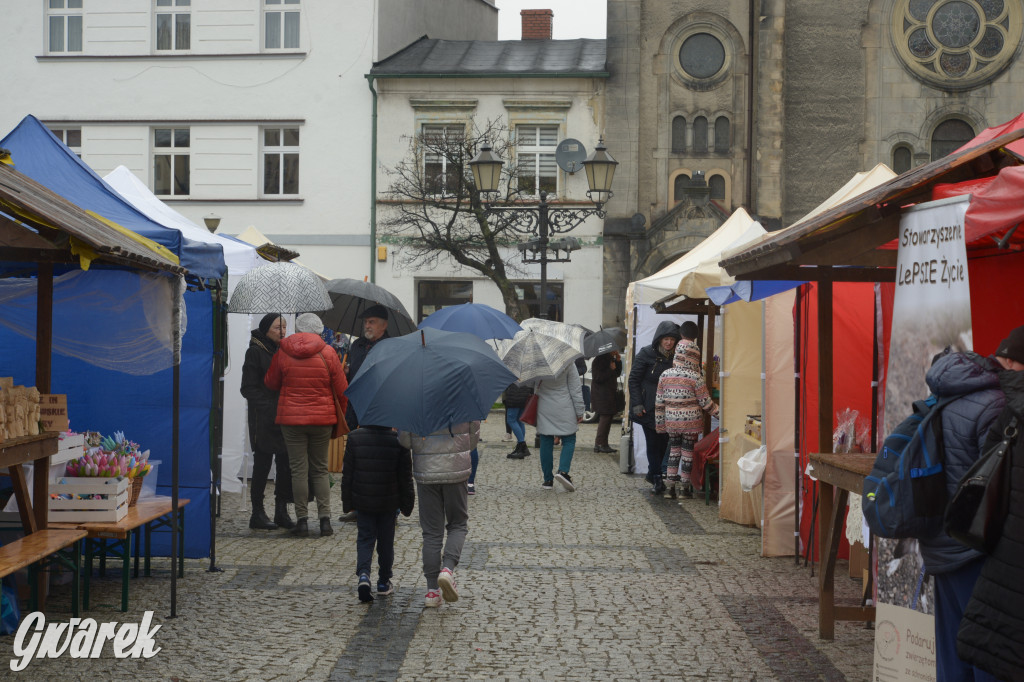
[
  {"left": 714, "top": 116, "right": 730, "bottom": 152},
  {"left": 671, "top": 116, "right": 686, "bottom": 153},
  {"left": 709, "top": 174, "right": 726, "bottom": 200},
  {"left": 931, "top": 119, "right": 974, "bottom": 161},
  {"left": 693, "top": 116, "right": 708, "bottom": 153},
  {"left": 893, "top": 145, "right": 912, "bottom": 174},
  {"left": 673, "top": 173, "right": 691, "bottom": 202}
]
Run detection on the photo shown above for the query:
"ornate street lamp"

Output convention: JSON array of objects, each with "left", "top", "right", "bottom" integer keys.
[{"left": 468, "top": 138, "right": 616, "bottom": 319}]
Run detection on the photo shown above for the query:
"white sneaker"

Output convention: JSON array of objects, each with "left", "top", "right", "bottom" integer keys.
[
  {"left": 438, "top": 568, "right": 459, "bottom": 603},
  {"left": 424, "top": 589, "right": 442, "bottom": 608},
  {"left": 501, "top": 432, "right": 514, "bottom": 442}
]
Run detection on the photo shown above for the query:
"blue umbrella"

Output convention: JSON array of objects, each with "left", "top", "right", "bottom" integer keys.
[
  {"left": 345, "top": 327, "right": 518, "bottom": 435},
  {"left": 418, "top": 302, "right": 522, "bottom": 340}
]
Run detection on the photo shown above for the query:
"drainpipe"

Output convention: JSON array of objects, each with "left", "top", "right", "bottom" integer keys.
[
  {"left": 746, "top": 0, "right": 757, "bottom": 213},
  {"left": 367, "top": 74, "right": 378, "bottom": 283}
]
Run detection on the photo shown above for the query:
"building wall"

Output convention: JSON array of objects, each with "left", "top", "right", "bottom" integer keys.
[
  {"left": 376, "top": 0, "right": 498, "bottom": 60},
  {"left": 374, "top": 75, "right": 608, "bottom": 329},
  {"left": 604, "top": 0, "right": 1024, "bottom": 326},
  {"left": 3, "top": 1, "right": 499, "bottom": 280}
]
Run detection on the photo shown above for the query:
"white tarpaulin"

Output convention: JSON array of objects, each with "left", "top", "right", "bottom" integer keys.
[{"left": 105, "top": 166, "right": 262, "bottom": 493}]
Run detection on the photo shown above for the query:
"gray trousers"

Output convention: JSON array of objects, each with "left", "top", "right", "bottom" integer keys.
[
  {"left": 281, "top": 424, "right": 332, "bottom": 521},
  {"left": 416, "top": 481, "right": 469, "bottom": 589}
]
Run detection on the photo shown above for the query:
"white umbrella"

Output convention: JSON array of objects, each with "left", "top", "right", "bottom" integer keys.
[
  {"left": 494, "top": 325, "right": 584, "bottom": 384},
  {"left": 228, "top": 262, "right": 331, "bottom": 313}
]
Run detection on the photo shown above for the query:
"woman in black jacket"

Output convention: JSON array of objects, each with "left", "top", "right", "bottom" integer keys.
[
  {"left": 627, "top": 321, "right": 681, "bottom": 493},
  {"left": 591, "top": 351, "right": 623, "bottom": 452},
  {"left": 240, "top": 314, "right": 295, "bottom": 530}
]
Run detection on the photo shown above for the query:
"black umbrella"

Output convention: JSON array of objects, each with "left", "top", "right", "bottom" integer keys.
[
  {"left": 583, "top": 327, "right": 627, "bottom": 358},
  {"left": 320, "top": 278, "right": 417, "bottom": 336}
]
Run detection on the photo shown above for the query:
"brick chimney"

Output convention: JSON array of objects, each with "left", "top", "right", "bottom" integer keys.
[{"left": 521, "top": 9, "right": 553, "bottom": 40}]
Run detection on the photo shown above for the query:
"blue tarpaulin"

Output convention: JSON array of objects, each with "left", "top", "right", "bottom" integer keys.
[{"left": 0, "top": 115, "right": 226, "bottom": 558}]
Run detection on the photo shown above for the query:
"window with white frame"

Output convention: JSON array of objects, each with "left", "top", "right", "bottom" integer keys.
[
  {"left": 153, "top": 127, "right": 190, "bottom": 196},
  {"left": 422, "top": 124, "right": 465, "bottom": 196},
  {"left": 265, "top": 0, "right": 301, "bottom": 50},
  {"left": 156, "top": 0, "right": 191, "bottom": 51},
  {"left": 516, "top": 125, "right": 558, "bottom": 196},
  {"left": 262, "top": 127, "right": 300, "bottom": 196},
  {"left": 47, "top": 0, "right": 83, "bottom": 54},
  {"left": 47, "top": 126, "right": 82, "bottom": 158}
]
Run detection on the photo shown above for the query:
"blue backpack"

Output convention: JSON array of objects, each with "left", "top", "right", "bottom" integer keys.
[{"left": 863, "top": 394, "right": 958, "bottom": 539}]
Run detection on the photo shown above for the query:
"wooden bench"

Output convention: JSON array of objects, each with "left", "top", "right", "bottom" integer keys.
[
  {"left": 0, "top": 529, "right": 87, "bottom": 617},
  {"left": 51, "top": 497, "right": 189, "bottom": 612}
]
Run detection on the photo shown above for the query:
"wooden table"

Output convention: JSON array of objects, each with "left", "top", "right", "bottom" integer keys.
[
  {"left": 51, "top": 497, "right": 189, "bottom": 612},
  {"left": 0, "top": 432, "right": 60, "bottom": 533},
  {"left": 809, "top": 452, "right": 876, "bottom": 639}
]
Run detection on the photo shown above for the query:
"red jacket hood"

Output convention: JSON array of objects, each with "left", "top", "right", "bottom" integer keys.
[{"left": 280, "top": 332, "right": 327, "bottom": 359}]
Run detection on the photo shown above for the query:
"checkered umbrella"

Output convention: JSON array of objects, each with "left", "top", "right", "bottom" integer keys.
[
  {"left": 227, "top": 262, "right": 331, "bottom": 313},
  {"left": 494, "top": 319, "right": 586, "bottom": 384}
]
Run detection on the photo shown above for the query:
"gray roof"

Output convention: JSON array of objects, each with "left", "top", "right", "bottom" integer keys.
[{"left": 370, "top": 37, "right": 607, "bottom": 77}]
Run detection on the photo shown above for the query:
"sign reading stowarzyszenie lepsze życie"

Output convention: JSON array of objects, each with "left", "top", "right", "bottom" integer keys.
[{"left": 873, "top": 196, "right": 972, "bottom": 682}]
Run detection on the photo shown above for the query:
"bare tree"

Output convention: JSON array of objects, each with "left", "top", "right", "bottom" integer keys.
[{"left": 378, "top": 118, "right": 536, "bottom": 320}]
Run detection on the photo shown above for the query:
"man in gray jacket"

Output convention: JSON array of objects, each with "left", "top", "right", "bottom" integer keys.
[{"left": 399, "top": 421, "right": 478, "bottom": 607}]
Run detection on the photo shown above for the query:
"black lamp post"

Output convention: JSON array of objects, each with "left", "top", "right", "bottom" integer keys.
[{"left": 469, "top": 138, "right": 617, "bottom": 319}]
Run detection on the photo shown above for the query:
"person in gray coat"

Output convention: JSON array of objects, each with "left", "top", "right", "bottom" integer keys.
[
  {"left": 535, "top": 363, "right": 586, "bottom": 492},
  {"left": 398, "top": 420, "right": 478, "bottom": 608}
]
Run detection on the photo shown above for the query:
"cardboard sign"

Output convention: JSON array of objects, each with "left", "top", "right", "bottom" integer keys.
[{"left": 39, "top": 394, "right": 69, "bottom": 432}]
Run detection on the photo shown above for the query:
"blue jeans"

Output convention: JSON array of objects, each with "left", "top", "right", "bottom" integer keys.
[
  {"left": 933, "top": 559, "right": 998, "bottom": 682},
  {"left": 505, "top": 407, "right": 526, "bottom": 442},
  {"left": 356, "top": 510, "right": 397, "bottom": 585},
  {"left": 539, "top": 433, "right": 576, "bottom": 481},
  {"left": 469, "top": 448, "right": 479, "bottom": 484}
]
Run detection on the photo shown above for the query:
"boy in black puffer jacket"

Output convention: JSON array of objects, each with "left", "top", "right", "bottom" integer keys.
[{"left": 341, "top": 425, "right": 415, "bottom": 603}]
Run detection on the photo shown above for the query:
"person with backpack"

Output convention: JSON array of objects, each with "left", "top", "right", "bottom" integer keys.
[
  {"left": 956, "top": 325, "right": 1024, "bottom": 681},
  {"left": 913, "top": 348, "right": 1004, "bottom": 681}
]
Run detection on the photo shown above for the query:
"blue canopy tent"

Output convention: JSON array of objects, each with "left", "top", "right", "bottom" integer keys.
[{"left": 0, "top": 115, "right": 226, "bottom": 561}]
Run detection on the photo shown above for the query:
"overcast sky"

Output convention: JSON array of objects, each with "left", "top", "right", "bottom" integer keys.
[{"left": 494, "top": 0, "right": 607, "bottom": 40}]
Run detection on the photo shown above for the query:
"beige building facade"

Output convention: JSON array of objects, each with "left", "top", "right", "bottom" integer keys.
[{"left": 603, "top": 0, "right": 1024, "bottom": 325}]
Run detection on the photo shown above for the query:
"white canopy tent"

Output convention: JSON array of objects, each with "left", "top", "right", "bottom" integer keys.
[{"left": 104, "top": 166, "right": 261, "bottom": 494}]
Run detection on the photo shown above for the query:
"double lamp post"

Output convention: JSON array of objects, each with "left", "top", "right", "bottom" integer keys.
[{"left": 469, "top": 139, "right": 618, "bottom": 320}]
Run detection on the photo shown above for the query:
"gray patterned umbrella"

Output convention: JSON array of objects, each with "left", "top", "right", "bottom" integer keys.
[
  {"left": 227, "top": 262, "right": 331, "bottom": 314},
  {"left": 493, "top": 320, "right": 585, "bottom": 384}
]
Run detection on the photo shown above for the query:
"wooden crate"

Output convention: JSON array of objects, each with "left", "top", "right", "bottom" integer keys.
[
  {"left": 49, "top": 476, "right": 130, "bottom": 522},
  {"left": 327, "top": 435, "right": 347, "bottom": 473}
]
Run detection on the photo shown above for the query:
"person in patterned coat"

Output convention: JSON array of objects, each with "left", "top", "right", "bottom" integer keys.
[{"left": 654, "top": 341, "right": 719, "bottom": 499}]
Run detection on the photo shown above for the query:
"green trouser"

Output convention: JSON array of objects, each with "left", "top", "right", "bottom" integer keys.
[{"left": 281, "top": 424, "right": 332, "bottom": 521}]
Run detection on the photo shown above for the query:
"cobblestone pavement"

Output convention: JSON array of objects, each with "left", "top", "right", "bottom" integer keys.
[{"left": 0, "top": 417, "right": 874, "bottom": 680}]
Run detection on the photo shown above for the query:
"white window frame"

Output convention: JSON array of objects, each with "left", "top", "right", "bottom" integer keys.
[
  {"left": 155, "top": 0, "right": 191, "bottom": 52},
  {"left": 47, "top": 126, "right": 82, "bottom": 158},
  {"left": 420, "top": 123, "right": 466, "bottom": 197},
  {"left": 264, "top": 0, "right": 301, "bottom": 50},
  {"left": 514, "top": 124, "right": 559, "bottom": 198},
  {"left": 47, "top": 0, "right": 83, "bottom": 54},
  {"left": 152, "top": 127, "right": 191, "bottom": 197},
  {"left": 261, "top": 126, "right": 301, "bottom": 197}
]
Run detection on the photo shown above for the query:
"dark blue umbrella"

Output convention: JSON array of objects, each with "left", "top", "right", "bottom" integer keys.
[
  {"left": 418, "top": 302, "right": 522, "bottom": 340},
  {"left": 345, "top": 327, "right": 518, "bottom": 435}
]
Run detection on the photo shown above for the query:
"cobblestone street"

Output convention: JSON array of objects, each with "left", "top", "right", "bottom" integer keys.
[{"left": 1, "top": 417, "right": 874, "bottom": 680}]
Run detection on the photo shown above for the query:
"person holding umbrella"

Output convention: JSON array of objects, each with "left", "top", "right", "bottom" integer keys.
[
  {"left": 591, "top": 350, "right": 623, "bottom": 453},
  {"left": 344, "top": 304, "right": 391, "bottom": 430},
  {"left": 265, "top": 313, "right": 349, "bottom": 537},
  {"left": 240, "top": 314, "right": 294, "bottom": 530},
  {"left": 535, "top": 363, "right": 586, "bottom": 491}
]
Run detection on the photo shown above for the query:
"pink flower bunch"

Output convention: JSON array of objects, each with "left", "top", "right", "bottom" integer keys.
[{"left": 66, "top": 451, "right": 151, "bottom": 478}]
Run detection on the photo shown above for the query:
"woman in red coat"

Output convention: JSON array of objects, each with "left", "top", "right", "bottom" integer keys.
[{"left": 265, "top": 313, "right": 348, "bottom": 537}]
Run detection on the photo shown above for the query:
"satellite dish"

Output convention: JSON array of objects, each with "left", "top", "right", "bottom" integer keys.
[{"left": 555, "top": 138, "right": 588, "bottom": 173}]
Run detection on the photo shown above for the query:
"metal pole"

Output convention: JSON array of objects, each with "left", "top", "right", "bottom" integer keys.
[{"left": 538, "top": 191, "right": 550, "bottom": 319}]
